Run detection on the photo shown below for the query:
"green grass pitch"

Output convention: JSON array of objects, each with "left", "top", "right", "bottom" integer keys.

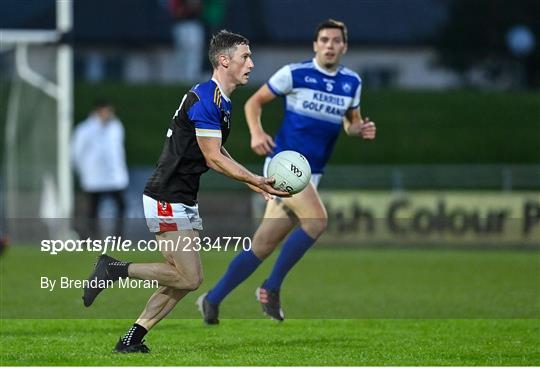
[{"left": 1, "top": 246, "right": 539, "bottom": 365}]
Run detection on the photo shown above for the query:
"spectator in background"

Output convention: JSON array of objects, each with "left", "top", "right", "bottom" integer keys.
[
  {"left": 71, "top": 100, "right": 129, "bottom": 239},
  {"left": 202, "top": 0, "right": 226, "bottom": 36},
  {"left": 168, "top": 0, "right": 205, "bottom": 82},
  {"left": 201, "top": 0, "right": 227, "bottom": 73},
  {"left": 0, "top": 235, "right": 8, "bottom": 257}
]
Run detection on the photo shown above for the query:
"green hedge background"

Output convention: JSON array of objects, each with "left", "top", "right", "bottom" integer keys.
[{"left": 0, "top": 82, "right": 508, "bottom": 166}]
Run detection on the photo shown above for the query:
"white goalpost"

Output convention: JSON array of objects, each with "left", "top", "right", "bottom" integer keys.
[{"left": 1, "top": 0, "right": 73, "bottom": 239}]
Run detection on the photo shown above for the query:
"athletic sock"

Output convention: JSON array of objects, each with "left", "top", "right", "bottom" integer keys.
[
  {"left": 121, "top": 323, "right": 147, "bottom": 346},
  {"left": 263, "top": 228, "right": 316, "bottom": 292},
  {"left": 206, "top": 250, "right": 262, "bottom": 305},
  {"left": 107, "top": 259, "right": 131, "bottom": 279}
]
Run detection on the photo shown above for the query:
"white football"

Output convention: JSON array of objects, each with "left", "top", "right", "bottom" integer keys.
[{"left": 267, "top": 150, "right": 311, "bottom": 194}]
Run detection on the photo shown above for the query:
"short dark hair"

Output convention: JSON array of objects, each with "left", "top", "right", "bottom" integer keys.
[
  {"left": 208, "top": 30, "right": 250, "bottom": 68},
  {"left": 313, "top": 19, "right": 348, "bottom": 43},
  {"left": 93, "top": 99, "right": 112, "bottom": 110}
]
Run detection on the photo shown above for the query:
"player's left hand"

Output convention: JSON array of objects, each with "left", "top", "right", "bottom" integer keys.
[
  {"left": 251, "top": 130, "right": 276, "bottom": 156},
  {"left": 360, "top": 117, "right": 376, "bottom": 140}
]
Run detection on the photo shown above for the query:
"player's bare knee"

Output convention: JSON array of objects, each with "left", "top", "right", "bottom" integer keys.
[
  {"left": 183, "top": 273, "right": 203, "bottom": 291},
  {"left": 301, "top": 217, "right": 328, "bottom": 238},
  {"left": 165, "top": 266, "right": 201, "bottom": 291},
  {"left": 167, "top": 275, "right": 184, "bottom": 291}
]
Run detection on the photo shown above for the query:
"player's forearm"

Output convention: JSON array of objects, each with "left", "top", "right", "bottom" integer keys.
[
  {"left": 220, "top": 146, "right": 237, "bottom": 163},
  {"left": 206, "top": 151, "right": 258, "bottom": 185},
  {"left": 244, "top": 97, "right": 265, "bottom": 135}
]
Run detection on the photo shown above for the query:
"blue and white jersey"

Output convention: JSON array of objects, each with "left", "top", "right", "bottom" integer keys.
[{"left": 267, "top": 58, "right": 362, "bottom": 173}]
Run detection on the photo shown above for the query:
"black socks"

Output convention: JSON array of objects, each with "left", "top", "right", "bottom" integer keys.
[
  {"left": 121, "top": 323, "right": 148, "bottom": 346},
  {"left": 107, "top": 259, "right": 131, "bottom": 279}
]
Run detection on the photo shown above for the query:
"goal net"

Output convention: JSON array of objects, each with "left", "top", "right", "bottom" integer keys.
[{"left": 1, "top": 1, "right": 73, "bottom": 241}]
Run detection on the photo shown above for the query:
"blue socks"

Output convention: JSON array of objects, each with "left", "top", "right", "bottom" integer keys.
[
  {"left": 206, "top": 249, "right": 262, "bottom": 305},
  {"left": 263, "top": 228, "right": 316, "bottom": 292},
  {"left": 206, "top": 228, "right": 317, "bottom": 305}
]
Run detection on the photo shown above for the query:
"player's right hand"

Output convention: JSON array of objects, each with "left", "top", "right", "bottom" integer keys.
[
  {"left": 249, "top": 176, "right": 291, "bottom": 200},
  {"left": 251, "top": 131, "right": 276, "bottom": 156}
]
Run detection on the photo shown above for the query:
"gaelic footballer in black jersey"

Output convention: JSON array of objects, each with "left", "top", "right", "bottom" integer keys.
[{"left": 143, "top": 78, "right": 231, "bottom": 232}]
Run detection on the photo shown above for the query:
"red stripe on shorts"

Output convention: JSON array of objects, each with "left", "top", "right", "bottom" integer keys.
[
  {"left": 159, "top": 222, "right": 178, "bottom": 232},
  {"left": 157, "top": 200, "right": 177, "bottom": 232}
]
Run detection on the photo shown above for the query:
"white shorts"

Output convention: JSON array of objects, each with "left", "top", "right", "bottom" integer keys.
[
  {"left": 142, "top": 194, "right": 203, "bottom": 233},
  {"left": 263, "top": 157, "right": 322, "bottom": 189}
]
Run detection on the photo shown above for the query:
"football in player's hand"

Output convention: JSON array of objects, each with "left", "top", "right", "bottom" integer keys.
[{"left": 267, "top": 150, "right": 311, "bottom": 194}]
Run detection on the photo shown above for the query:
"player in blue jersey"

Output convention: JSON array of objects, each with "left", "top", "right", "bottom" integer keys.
[
  {"left": 82, "top": 30, "right": 289, "bottom": 353},
  {"left": 198, "top": 19, "right": 376, "bottom": 323}
]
